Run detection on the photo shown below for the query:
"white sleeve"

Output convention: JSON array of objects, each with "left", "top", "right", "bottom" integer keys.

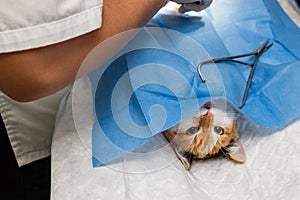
[{"left": 0, "top": 0, "right": 103, "bottom": 53}]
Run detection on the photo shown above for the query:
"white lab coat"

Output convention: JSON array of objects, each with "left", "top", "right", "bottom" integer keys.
[{"left": 0, "top": 0, "right": 103, "bottom": 166}]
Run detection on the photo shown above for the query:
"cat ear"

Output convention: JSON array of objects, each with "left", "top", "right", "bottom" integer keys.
[
  {"left": 175, "top": 148, "right": 194, "bottom": 170},
  {"left": 226, "top": 139, "right": 246, "bottom": 163}
]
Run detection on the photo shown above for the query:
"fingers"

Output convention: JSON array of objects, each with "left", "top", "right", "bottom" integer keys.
[{"left": 178, "top": 0, "right": 212, "bottom": 13}]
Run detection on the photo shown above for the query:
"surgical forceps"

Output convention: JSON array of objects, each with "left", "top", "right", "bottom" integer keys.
[{"left": 197, "top": 39, "right": 273, "bottom": 108}]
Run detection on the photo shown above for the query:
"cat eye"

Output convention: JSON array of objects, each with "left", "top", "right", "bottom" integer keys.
[
  {"left": 214, "top": 126, "right": 224, "bottom": 135},
  {"left": 186, "top": 127, "right": 199, "bottom": 135}
]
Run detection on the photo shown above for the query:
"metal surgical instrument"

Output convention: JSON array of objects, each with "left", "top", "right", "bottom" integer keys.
[{"left": 197, "top": 39, "right": 273, "bottom": 108}]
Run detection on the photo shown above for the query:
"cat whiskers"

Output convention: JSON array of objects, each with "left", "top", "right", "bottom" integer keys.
[{"left": 216, "top": 139, "right": 231, "bottom": 159}]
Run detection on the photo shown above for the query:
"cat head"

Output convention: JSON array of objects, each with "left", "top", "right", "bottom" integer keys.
[{"left": 163, "top": 101, "right": 246, "bottom": 170}]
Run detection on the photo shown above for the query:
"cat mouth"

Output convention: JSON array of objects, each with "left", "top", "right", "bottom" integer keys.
[{"left": 203, "top": 101, "right": 212, "bottom": 109}]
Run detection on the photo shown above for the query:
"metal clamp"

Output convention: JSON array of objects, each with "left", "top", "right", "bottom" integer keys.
[{"left": 197, "top": 39, "right": 273, "bottom": 108}]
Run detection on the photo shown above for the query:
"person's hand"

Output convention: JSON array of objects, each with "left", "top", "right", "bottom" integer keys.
[{"left": 170, "top": 0, "right": 213, "bottom": 13}]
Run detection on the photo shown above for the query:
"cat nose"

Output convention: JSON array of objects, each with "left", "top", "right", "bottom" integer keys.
[{"left": 204, "top": 110, "right": 212, "bottom": 118}]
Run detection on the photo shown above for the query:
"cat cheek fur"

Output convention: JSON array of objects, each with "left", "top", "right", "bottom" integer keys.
[{"left": 206, "top": 120, "right": 239, "bottom": 157}]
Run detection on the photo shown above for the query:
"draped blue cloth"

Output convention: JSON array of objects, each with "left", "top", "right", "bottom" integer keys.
[{"left": 90, "top": 0, "right": 300, "bottom": 167}]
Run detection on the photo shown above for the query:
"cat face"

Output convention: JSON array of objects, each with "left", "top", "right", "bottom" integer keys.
[{"left": 163, "top": 101, "right": 246, "bottom": 170}]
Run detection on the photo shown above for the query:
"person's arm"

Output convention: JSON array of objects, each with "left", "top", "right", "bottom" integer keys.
[{"left": 0, "top": 0, "right": 168, "bottom": 102}]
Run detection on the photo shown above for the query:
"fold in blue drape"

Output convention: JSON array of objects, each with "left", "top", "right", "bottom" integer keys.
[{"left": 91, "top": 0, "right": 300, "bottom": 167}]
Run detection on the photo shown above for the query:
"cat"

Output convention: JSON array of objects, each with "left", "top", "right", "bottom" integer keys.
[{"left": 163, "top": 101, "right": 246, "bottom": 170}]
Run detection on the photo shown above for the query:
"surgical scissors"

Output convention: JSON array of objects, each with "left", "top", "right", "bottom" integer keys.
[{"left": 197, "top": 39, "right": 273, "bottom": 108}]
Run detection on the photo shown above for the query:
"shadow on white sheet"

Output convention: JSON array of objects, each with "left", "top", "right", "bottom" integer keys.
[{"left": 51, "top": 77, "right": 300, "bottom": 200}]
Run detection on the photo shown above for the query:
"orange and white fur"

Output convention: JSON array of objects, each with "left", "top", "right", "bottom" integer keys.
[{"left": 163, "top": 101, "right": 246, "bottom": 170}]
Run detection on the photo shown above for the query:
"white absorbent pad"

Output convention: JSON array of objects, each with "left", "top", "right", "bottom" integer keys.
[{"left": 51, "top": 78, "right": 300, "bottom": 200}]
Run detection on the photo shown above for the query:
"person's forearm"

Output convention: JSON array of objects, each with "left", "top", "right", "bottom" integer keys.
[{"left": 0, "top": 0, "right": 168, "bottom": 102}]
